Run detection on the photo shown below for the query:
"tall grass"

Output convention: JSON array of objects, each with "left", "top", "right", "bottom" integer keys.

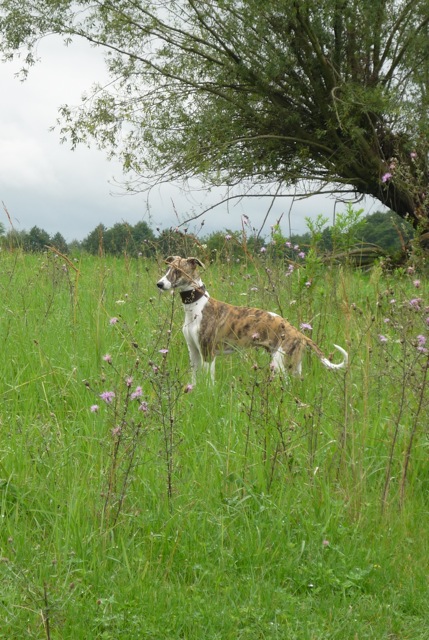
[{"left": 0, "top": 249, "right": 428, "bottom": 638}]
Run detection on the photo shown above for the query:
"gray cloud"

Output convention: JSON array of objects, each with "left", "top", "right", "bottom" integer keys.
[{"left": 0, "top": 37, "right": 382, "bottom": 242}]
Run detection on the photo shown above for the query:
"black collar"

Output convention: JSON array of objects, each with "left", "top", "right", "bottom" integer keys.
[{"left": 179, "top": 285, "right": 206, "bottom": 305}]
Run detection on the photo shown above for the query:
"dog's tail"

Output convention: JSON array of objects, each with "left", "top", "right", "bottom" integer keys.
[{"left": 306, "top": 339, "right": 348, "bottom": 370}]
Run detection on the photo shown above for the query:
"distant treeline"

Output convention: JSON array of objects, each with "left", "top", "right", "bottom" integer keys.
[{"left": 0, "top": 210, "right": 414, "bottom": 259}]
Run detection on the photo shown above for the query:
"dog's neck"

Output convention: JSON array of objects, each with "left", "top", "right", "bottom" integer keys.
[{"left": 179, "top": 283, "right": 207, "bottom": 305}]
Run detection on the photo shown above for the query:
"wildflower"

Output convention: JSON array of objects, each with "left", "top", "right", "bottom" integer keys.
[
  {"left": 252, "top": 332, "right": 260, "bottom": 340},
  {"left": 260, "top": 246, "right": 267, "bottom": 253},
  {"left": 111, "top": 425, "right": 121, "bottom": 437},
  {"left": 384, "top": 318, "right": 390, "bottom": 324},
  {"left": 407, "top": 266, "right": 415, "bottom": 275},
  {"left": 159, "top": 348, "right": 169, "bottom": 355},
  {"left": 225, "top": 234, "right": 232, "bottom": 241},
  {"left": 381, "top": 172, "right": 392, "bottom": 183},
  {"left": 125, "top": 376, "right": 133, "bottom": 387},
  {"left": 305, "top": 280, "right": 312, "bottom": 288},
  {"left": 115, "top": 299, "right": 126, "bottom": 305},
  {"left": 417, "top": 335, "right": 427, "bottom": 353},
  {"left": 413, "top": 279, "right": 421, "bottom": 289},
  {"left": 138, "top": 401, "right": 148, "bottom": 412},
  {"left": 426, "top": 317, "right": 429, "bottom": 326},
  {"left": 103, "top": 354, "right": 112, "bottom": 364},
  {"left": 300, "top": 322, "right": 312, "bottom": 332},
  {"left": 184, "top": 384, "right": 193, "bottom": 393},
  {"left": 100, "top": 391, "right": 115, "bottom": 403},
  {"left": 390, "top": 299, "right": 396, "bottom": 305},
  {"left": 285, "top": 241, "right": 292, "bottom": 248},
  {"left": 293, "top": 244, "right": 300, "bottom": 251},
  {"left": 409, "top": 298, "right": 422, "bottom": 310},
  {"left": 410, "top": 151, "right": 417, "bottom": 159},
  {"left": 297, "top": 251, "right": 306, "bottom": 259},
  {"left": 378, "top": 334, "right": 388, "bottom": 344},
  {"left": 109, "top": 317, "right": 119, "bottom": 325},
  {"left": 90, "top": 404, "right": 99, "bottom": 413},
  {"left": 322, "top": 539, "right": 330, "bottom": 548},
  {"left": 130, "top": 386, "right": 143, "bottom": 400}
]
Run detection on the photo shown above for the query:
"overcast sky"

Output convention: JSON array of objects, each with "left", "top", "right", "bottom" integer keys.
[{"left": 0, "top": 37, "right": 382, "bottom": 242}]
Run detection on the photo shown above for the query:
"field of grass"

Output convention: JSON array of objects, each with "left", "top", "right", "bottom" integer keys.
[{"left": 1, "top": 248, "right": 429, "bottom": 638}]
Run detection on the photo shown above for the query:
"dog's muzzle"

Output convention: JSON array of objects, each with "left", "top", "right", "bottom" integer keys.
[{"left": 157, "top": 277, "right": 171, "bottom": 290}]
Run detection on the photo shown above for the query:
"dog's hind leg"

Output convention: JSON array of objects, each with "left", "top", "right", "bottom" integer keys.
[{"left": 270, "top": 347, "right": 286, "bottom": 375}]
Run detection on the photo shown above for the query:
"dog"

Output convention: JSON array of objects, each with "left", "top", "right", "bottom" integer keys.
[{"left": 156, "top": 256, "right": 348, "bottom": 384}]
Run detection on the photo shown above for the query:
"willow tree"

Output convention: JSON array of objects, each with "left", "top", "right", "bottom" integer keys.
[{"left": 1, "top": 0, "right": 429, "bottom": 239}]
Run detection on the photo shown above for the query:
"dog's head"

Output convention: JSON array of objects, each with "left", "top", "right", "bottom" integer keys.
[{"left": 156, "top": 256, "right": 205, "bottom": 291}]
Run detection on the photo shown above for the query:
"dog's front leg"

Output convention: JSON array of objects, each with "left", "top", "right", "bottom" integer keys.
[
  {"left": 202, "top": 358, "right": 216, "bottom": 384},
  {"left": 186, "top": 341, "right": 203, "bottom": 385}
]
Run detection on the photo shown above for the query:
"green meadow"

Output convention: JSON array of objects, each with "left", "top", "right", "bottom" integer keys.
[{"left": 1, "top": 249, "right": 429, "bottom": 638}]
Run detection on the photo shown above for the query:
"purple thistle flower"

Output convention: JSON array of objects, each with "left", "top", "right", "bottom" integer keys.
[
  {"left": 413, "top": 279, "right": 421, "bottom": 288},
  {"left": 297, "top": 251, "right": 306, "bottom": 259},
  {"left": 109, "top": 317, "right": 119, "bottom": 325},
  {"left": 252, "top": 332, "right": 260, "bottom": 340},
  {"left": 225, "top": 234, "right": 232, "bottom": 241},
  {"left": 103, "top": 354, "right": 112, "bottom": 364},
  {"left": 260, "top": 246, "right": 267, "bottom": 253},
  {"left": 382, "top": 172, "right": 392, "bottom": 183},
  {"left": 409, "top": 298, "right": 422, "bottom": 310},
  {"left": 300, "top": 322, "right": 312, "bottom": 332},
  {"left": 159, "top": 348, "right": 169, "bottom": 355},
  {"left": 410, "top": 151, "right": 417, "bottom": 159},
  {"left": 138, "top": 401, "right": 148, "bottom": 412},
  {"left": 100, "top": 391, "right": 115, "bottom": 403},
  {"left": 90, "top": 404, "right": 99, "bottom": 413},
  {"left": 184, "top": 384, "right": 193, "bottom": 394},
  {"left": 378, "top": 334, "right": 388, "bottom": 344},
  {"left": 130, "top": 386, "right": 143, "bottom": 400},
  {"left": 126, "top": 376, "right": 133, "bottom": 387},
  {"left": 111, "top": 425, "right": 121, "bottom": 437}
]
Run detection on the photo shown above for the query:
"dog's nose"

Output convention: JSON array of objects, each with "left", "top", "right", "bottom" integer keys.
[{"left": 157, "top": 282, "right": 164, "bottom": 289}]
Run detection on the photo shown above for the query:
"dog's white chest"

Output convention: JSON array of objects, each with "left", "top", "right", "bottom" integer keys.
[{"left": 182, "top": 296, "right": 207, "bottom": 344}]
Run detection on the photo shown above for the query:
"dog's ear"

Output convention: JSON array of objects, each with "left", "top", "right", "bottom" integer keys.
[
  {"left": 186, "top": 257, "right": 205, "bottom": 269},
  {"left": 165, "top": 256, "right": 178, "bottom": 264}
]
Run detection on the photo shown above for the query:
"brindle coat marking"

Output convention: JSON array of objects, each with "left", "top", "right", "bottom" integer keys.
[{"left": 156, "top": 256, "right": 348, "bottom": 383}]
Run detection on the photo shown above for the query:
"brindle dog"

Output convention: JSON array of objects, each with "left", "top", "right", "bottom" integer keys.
[{"left": 157, "top": 256, "right": 348, "bottom": 384}]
